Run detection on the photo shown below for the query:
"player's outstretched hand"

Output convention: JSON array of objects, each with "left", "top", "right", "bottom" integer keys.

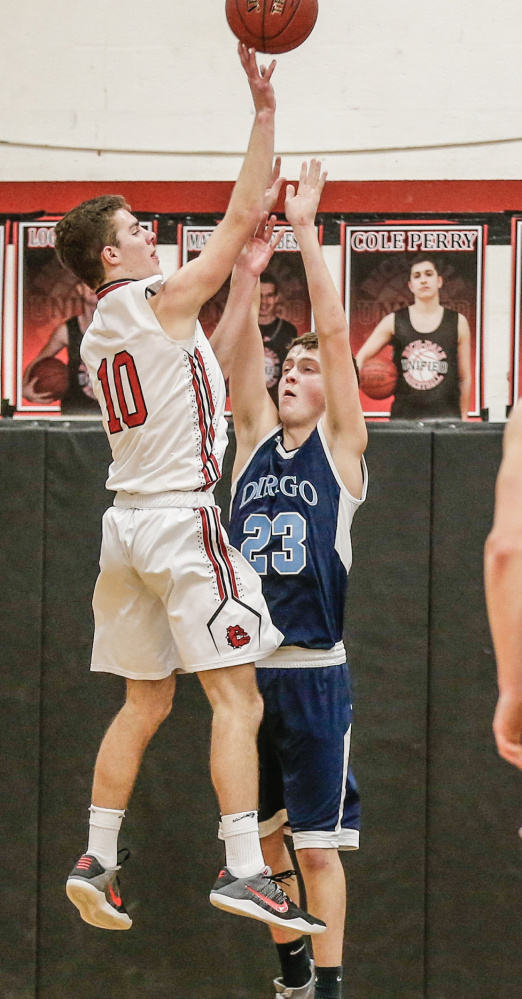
[
  {"left": 263, "top": 157, "right": 286, "bottom": 214},
  {"left": 493, "top": 692, "right": 522, "bottom": 770},
  {"left": 238, "top": 43, "right": 276, "bottom": 114},
  {"left": 236, "top": 212, "right": 285, "bottom": 279},
  {"left": 285, "top": 159, "right": 327, "bottom": 229}
]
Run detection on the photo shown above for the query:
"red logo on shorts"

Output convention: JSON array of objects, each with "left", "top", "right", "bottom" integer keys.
[{"left": 226, "top": 625, "right": 251, "bottom": 649}]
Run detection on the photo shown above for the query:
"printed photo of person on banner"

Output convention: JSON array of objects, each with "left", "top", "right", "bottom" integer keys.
[
  {"left": 182, "top": 224, "right": 313, "bottom": 409},
  {"left": 344, "top": 225, "right": 484, "bottom": 420},
  {"left": 17, "top": 219, "right": 153, "bottom": 416},
  {"left": 17, "top": 221, "right": 100, "bottom": 416}
]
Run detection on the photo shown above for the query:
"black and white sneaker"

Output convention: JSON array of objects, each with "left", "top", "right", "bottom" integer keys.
[
  {"left": 66, "top": 848, "right": 132, "bottom": 930},
  {"left": 209, "top": 868, "right": 326, "bottom": 934}
]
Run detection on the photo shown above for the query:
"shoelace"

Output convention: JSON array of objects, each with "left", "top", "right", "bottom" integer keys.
[
  {"left": 263, "top": 869, "right": 297, "bottom": 900},
  {"left": 116, "top": 847, "right": 131, "bottom": 869}
]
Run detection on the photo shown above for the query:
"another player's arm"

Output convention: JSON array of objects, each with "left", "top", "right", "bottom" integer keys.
[
  {"left": 211, "top": 213, "right": 283, "bottom": 379},
  {"left": 355, "top": 314, "right": 395, "bottom": 369},
  {"left": 22, "top": 323, "right": 69, "bottom": 403},
  {"left": 457, "top": 314, "right": 472, "bottom": 421},
  {"left": 152, "top": 47, "right": 276, "bottom": 335},
  {"left": 215, "top": 218, "right": 281, "bottom": 473},
  {"left": 485, "top": 400, "right": 522, "bottom": 769},
  {"left": 285, "top": 161, "right": 368, "bottom": 497}
]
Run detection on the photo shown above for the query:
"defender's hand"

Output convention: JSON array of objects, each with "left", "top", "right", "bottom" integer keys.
[
  {"left": 263, "top": 157, "right": 286, "bottom": 214},
  {"left": 236, "top": 213, "right": 285, "bottom": 279},
  {"left": 285, "top": 159, "right": 327, "bottom": 229},
  {"left": 238, "top": 43, "right": 276, "bottom": 114}
]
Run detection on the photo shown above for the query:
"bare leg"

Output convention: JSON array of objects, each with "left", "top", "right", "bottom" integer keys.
[
  {"left": 263, "top": 830, "right": 346, "bottom": 965},
  {"left": 92, "top": 674, "right": 177, "bottom": 808},
  {"left": 296, "top": 848, "right": 346, "bottom": 967},
  {"left": 197, "top": 663, "right": 263, "bottom": 814}
]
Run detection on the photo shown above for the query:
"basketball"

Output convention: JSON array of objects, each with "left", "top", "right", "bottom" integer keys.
[
  {"left": 225, "top": 0, "right": 318, "bottom": 54},
  {"left": 359, "top": 357, "right": 398, "bottom": 400},
  {"left": 31, "top": 357, "right": 69, "bottom": 400}
]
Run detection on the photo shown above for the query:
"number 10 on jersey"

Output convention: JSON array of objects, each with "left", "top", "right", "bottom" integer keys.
[{"left": 97, "top": 351, "right": 148, "bottom": 433}]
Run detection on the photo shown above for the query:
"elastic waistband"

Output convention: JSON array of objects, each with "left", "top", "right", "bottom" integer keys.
[
  {"left": 256, "top": 641, "right": 346, "bottom": 669},
  {"left": 114, "top": 490, "right": 216, "bottom": 509}
]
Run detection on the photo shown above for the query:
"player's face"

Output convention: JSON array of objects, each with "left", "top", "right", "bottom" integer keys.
[
  {"left": 259, "top": 282, "right": 278, "bottom": 323},
  {"left": 408, "top": 261, "right": 442, "bottom": 300},
  {"left": 278, "top": 346, "right": 325, "bottom": 426},
  {"left": 108, "top": 209, "right": 161, "bottom": 279}
]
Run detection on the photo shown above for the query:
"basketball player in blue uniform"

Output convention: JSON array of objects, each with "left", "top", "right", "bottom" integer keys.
[
  {"left": 223, "top": 161, "right": 368, "bottom": 999},
  {"left": 53, "top": 48, "right": 324, "bottom": 941}
]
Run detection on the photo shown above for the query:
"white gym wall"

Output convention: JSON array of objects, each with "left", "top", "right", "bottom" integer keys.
[{"left": 1, "top": 0, "right": 519, "bottom": 416}]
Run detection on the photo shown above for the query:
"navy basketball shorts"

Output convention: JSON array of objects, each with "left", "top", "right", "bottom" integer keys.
[{"left": 256, "top": 662, "right": 360, "bottom": 851}]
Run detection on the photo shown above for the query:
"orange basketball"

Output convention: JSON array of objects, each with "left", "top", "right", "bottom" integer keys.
[
  {"left": 31, "top": 357, "right": 69, "bottom": 400},
  {"left": 360, "top": 357, "right": 398, "bottom": 401},
  {"left": 226, "top": 0, "right": 318, "bottom": 54}
]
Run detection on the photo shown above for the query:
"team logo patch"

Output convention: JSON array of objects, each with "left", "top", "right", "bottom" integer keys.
[
  {"left": 226, "top": 625, "right": 251, "bottom": 649},
  {"left": 401, "top": 339, "right": 448, "bottom": 391}
]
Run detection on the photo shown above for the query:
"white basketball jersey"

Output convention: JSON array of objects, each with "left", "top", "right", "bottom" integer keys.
[{"left": 81, "top": 277, "right": 228, "bottom": 494}]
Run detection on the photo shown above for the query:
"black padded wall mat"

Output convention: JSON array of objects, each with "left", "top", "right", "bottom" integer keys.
[
  {"left": 0, "top": 427, "right": 45, "bottom": 999},
  {"left": 426, "top": 428, "right": 522, "bottom": 999},
  {"left": 1, "top": 422, "right": 520, "bottom": 999}
]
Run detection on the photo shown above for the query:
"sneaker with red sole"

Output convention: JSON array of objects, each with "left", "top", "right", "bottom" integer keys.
[
  {"left": 209, "top": 868, "right": 326, "bottom": 934},
  {"left": 66, "top": 848, "right": 132, "bottom": 930}
]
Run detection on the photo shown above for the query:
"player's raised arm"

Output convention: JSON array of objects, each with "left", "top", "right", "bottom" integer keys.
[
  {"left": 212, "top": 213, "right": 281, "bottom": 469},
  {"left": 485, "top": 399, "right": 522, "bottom": 769},
  {"left": 284, "top": 161, "right": 367, "bottom": 494},
  {"left": 153, "top": 46, "right": 276, "bottom": 334}
]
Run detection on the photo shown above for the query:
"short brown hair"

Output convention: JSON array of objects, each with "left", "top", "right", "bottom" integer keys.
[
  {"left": 286, "top": 332, "right": 360, "bottom": 383},
  {"left": 289, "top": 331, "right": 318, "bottom": 352},
  {"left": 55, "top": 195, "right": 129, "bottom": 290}
]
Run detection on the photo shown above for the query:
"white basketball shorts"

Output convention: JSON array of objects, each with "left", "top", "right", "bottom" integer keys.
[{"left": 90, "top": 492, "right": 283, "bottom": 680}]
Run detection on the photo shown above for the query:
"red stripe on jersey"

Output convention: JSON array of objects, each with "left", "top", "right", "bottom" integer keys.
[
  {"left": 199, "top": 508, "right": 226, "bottom": 601},
  {"left": 210, "top": 507, "right": 240, "bottom": 599},
  {"left": 190, "top": 351, "right": 220, "bottom": 489},
  {"left": 189, "top": 358, "right": 209, "bottom": 469},
  {"left": 195, "top": 347, "right": 216, "bottom": 444},
  {"left": 96, "top": 280, "right": 134, "bottom": 300},
  {"left": 200, "top": 453, "right": 221, "bottom": 490}
]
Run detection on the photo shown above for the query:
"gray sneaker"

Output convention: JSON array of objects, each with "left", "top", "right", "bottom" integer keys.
[
  {"left": 66, "top": 849, "right": 132, "bottom": 930},
  {"left": 210, "top": 868, "right": 325, "bottom": 934},
  {"left": 274, "top": 960, "right": 315, "bottom": 998}
]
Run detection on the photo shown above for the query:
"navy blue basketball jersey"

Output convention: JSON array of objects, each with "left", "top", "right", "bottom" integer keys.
[{"left": 229, "top": 421, "right": 367, "bottom": 650}]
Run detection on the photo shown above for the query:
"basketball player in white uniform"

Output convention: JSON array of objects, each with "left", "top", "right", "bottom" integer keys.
[
  {"left": 486, "top": 398, "right": 522, "bottom": 772},
  {"left": 219, "top": 162, "right": 368, "bottom": 999},
  {"left": 54, "top": 46, "right": 324, "bottom": 940}
]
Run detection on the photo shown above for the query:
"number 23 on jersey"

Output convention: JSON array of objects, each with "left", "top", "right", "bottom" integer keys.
[{"left": 241, "top": 511, "right": 307, "bottom": 575}]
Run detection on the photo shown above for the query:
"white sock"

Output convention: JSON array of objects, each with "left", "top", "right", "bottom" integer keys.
[
  {"left": 87, "top": 805, "right": 125, "bottom": 869},
  {"left": 220, "top": 810, "right": 265, "bottom": 878}
]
